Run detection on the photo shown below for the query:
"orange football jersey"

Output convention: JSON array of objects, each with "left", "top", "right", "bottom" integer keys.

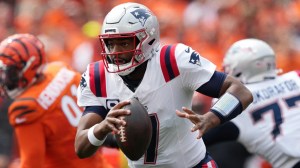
[{"left": 8, "top": 62, "right": 110, "bottom": 168}]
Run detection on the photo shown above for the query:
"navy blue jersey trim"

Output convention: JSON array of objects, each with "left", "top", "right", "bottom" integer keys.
[
  {"left": 83, "top": 106, "right": 108, "bottom": 119},
  {"left": 94, "top": 62, "right": 101, "bottom": 97},
  {"left": 160, "top": 45, "right": 179, "bottom": 82},
  {"left": 165, "top": 46, "right": 176, "bottom": 79},
  {"left": 196, "top": 71, "right": 226, "bottom": 98}
]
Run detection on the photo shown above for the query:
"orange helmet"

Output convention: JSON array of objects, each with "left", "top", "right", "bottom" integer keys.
[{"left": 0, "top": 34, "right": 46, "bottom": 98}]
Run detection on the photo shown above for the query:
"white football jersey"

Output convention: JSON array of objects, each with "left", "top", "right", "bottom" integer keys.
[
  {"left": 77, "top": 43, "right": 216, "bottom": 168},
  {"left": 233, "top": 71, "right": 300, "bottom": 168}
]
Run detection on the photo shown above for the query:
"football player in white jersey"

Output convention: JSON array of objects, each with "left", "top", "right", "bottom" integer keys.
[
  {"left": 74, "top": 2, "right": 253, "bottom": 168},
  {"left": 202, "top": 38, "right": 300, "bottom": 168}
]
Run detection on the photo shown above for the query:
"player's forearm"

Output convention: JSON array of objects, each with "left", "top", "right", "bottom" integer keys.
[
  {"left": 75, "top": 121, "right": 111, "bottom": 158},
  {"left": 219, "top": 75, "right": 253, "bottom": 110},
  {"left": 226, "top": 86, "right": 253, "bottom": 111},
  {"left": 75, "top": 129, "right": 101, "bottom": 158},
  {"left": 75, "top": 112, "right": 110, "bottom": 158},
  {"left": 211, "top": 75, "right": 253, "bottom": 124}
]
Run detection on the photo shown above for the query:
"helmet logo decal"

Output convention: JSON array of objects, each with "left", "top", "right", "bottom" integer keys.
[
  {"left": 231, "top": 46, "right": 254, "bottom": 55},
  {"left": 130, "top": 9, "right": 151, "bottom": 26},
  {"left": 189, "top": 51, "right": 201, "bottom": 66},
  {"left": 79, "top": 72, "right": 87, "bottom": 92}
]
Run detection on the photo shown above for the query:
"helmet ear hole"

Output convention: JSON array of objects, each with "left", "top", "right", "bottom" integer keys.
[
  {"left": 235, "top": 72, "right": 242, "bottom": 78},
  {"left": 148, "top": 39, "right": 155, "bottom": 45}
]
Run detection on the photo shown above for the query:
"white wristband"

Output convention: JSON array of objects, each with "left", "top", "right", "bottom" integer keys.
[
  {"left": 87, "top": 124, "right": 107, "bottom": 146},
  {"left": 211, "top": 92, "right": 240, "bottom": 116}
]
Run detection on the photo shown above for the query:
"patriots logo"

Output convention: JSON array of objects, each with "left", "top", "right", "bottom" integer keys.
[
  {"left": 80, "top": 73, "right": 87, "bottom": 91},
  {"left": 130, "top": 9, "right": 151, "bottom": 26},
  {"left": 189, "top": 51, "right": 201, "bottom": 66}
]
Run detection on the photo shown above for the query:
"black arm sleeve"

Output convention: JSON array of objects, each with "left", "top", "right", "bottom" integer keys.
[
  {"left": 202, "top": 121, "right": 240, "bottom": 146},
  {"left": 83, "top": 106, "right": 108, "bottom": 119},
  {"left": 196, "top": 71, "right": 227, "bottom": 98}
]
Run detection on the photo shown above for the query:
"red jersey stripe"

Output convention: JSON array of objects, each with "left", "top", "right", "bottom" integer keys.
[
  {"left": 99, "top": 61, "right": 107, "bottom": 97},
  {"left": 89, "top": 63, "right": 96, "bottom": 95},
  {"left": 160, "top": 45, "right": 180, "bottom": 82},
  {"left": 160, "top": 45, "right": 169, "bottom": 82}
]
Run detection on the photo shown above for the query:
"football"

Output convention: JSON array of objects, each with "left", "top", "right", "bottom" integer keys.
[{"left": 115, "top": 97, "right": 152, "bottom": 161}]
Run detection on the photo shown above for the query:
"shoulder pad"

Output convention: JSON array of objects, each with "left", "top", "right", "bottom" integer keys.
[{"left": 9, "top": 97, "right": 44, "bottom": 126}]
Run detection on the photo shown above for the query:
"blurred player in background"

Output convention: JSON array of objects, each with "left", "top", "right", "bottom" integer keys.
[
  {"left": 203, "top": 38, "right": 300, "bottom": 168},
  {"left": 0, "top": 33, "right": 112, "bottom": 168},
  {"left": 0, "top": 96, "right": 13, "bottom": 168},
  {"left": 75, "top": 2, "right": 253, "bottom": 168},
  {"left": 191, "top": 92, "right": 251, "bottom": 168}
]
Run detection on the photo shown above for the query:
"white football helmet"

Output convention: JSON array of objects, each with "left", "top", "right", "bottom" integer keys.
[
  {"left": 99, "top": 2, "right": 160, "bottom": 76},
  {"left": 223, "top": 38, "right": 277, "bottom": 84}
]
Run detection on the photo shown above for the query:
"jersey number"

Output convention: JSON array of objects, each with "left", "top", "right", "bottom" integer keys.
[
  {"left": 61, "top": 84, "right": 83, "bottom": 127},
  {"left": 251, "top": 94, "right": 300, "bottom": 139}
]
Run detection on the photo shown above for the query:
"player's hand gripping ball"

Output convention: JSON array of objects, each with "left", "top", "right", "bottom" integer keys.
[{"left": 115, "top": 98, "right": 152, "bottom": 161}]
